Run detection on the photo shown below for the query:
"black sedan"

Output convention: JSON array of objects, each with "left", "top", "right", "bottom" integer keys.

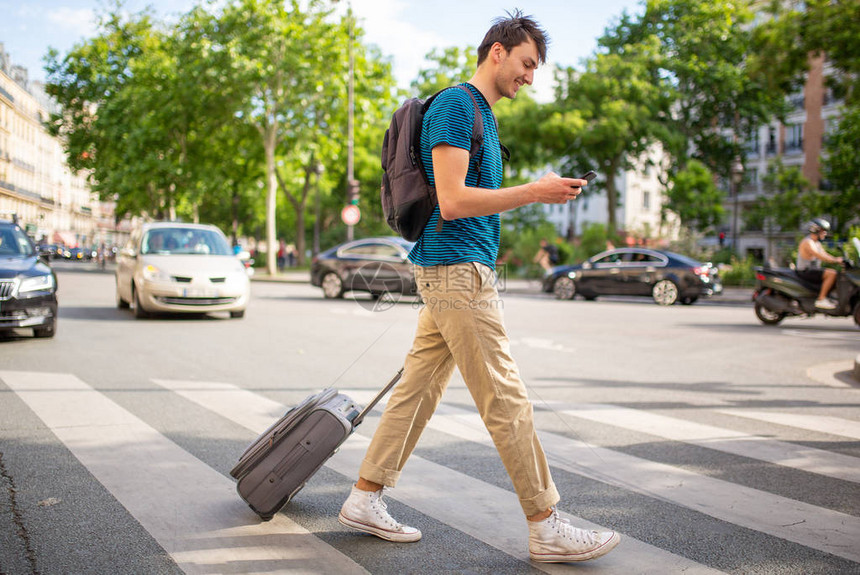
[
  {"left": 311, "top": 237, "right": 416, "bottom": 299},
  {"left": 0, "top": 219, "right": 58, "bottom": 337},
  {"left": 542, "top": 247, "right": 722, "bottom": 305}
]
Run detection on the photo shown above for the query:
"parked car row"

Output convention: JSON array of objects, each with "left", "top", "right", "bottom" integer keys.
[
  {"left": 37, "top": 244, "right": 99, "bottom": 261},
  {"left": 1, "top": 223, "right": 724, "bottom": 339},
  {"left": 310, "top": 239, "right": 722, "bottom": 307}
]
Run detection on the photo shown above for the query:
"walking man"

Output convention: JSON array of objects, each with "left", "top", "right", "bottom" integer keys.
[{"left": 338, "top": 10, "right": 620, "bottom": 563}]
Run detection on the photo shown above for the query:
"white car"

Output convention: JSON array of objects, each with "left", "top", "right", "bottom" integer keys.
[{"left": 115, "top": 222, "right": 250, "bottom": 319}]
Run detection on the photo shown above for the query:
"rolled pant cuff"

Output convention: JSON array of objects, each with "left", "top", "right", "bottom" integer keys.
[
  {"left": 520, "top": 483, "right": 561, "bottom": 517},
  {"left": 359, "top": 458, "right": 402, "bottom": 487}
]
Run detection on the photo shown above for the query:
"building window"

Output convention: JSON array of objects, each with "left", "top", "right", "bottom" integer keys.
[
  {"left": 785, "top": 123, "right": 803, "bottom": 153},
  {"left": 744, "top": 128, "right": 760, "bottom": 157},
  {"left": 743, "top": 167, "right": 758, "bottom": 192},
  {"left": 767, "top": 126, "right": 778, "bottom": 155},
  {"left": 643, "top": 191, "right": 651, "bottom": 210}
]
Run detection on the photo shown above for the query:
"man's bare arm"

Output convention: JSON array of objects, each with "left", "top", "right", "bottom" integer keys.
[{"left": 433, "top": 145, "right": 587, "bottom": 220}]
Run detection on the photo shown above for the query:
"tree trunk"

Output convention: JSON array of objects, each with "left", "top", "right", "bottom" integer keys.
[
  {"left": 605, "top": 159, "right": 619, "bottom": 237},
  {"left": 264, "top": 124, "right": 278, "bottom": 276},
  {"left": 276, "top": 159, "right": 314, "bottom": 267}
]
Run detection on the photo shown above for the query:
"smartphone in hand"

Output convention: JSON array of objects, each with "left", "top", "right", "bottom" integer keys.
[{"left": 571, "top": 171, "right": 597, "bottom": 189}]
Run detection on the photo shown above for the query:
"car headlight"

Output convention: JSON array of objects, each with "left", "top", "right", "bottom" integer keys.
[
  {"left": 18, "top": 274, "right": 55, "bottom": 293},
  {"left": 143, "top": 265, "right": 172, "bottom": 282}
]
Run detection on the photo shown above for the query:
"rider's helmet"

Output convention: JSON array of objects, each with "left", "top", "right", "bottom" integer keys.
[{"left": 806, "top": 218, "right": 831, "bottom": 234}]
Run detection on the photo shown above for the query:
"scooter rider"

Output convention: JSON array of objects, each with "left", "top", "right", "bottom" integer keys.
[{"left": 797, "top": 218, "right": 843, "bottom": 310}]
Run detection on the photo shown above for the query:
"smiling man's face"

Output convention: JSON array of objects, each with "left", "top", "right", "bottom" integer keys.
[{"left": 494, "top": 37, "right": 539, "bottom": 100}]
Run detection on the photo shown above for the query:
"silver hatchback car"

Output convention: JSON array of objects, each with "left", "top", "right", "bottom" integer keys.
[{"left": 115, "top": 222, "right": 250, "bottom": 318}]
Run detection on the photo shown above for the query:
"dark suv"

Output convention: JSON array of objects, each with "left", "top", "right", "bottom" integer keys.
[{"left": 0, "top": 220, "right": 58, "bottom": 337}]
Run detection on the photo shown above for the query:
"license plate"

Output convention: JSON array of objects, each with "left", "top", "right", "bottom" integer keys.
[{"left": 183, "top": 288, "right": 218, "bottom": 298}]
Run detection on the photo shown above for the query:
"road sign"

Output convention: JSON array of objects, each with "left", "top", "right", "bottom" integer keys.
[{"left": 341, "top": 204, "right": 361, "bottom": 226}]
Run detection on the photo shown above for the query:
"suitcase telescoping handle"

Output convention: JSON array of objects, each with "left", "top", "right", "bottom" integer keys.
[{"left": 352, "top": 368, "right": 403, "bottom": 427}]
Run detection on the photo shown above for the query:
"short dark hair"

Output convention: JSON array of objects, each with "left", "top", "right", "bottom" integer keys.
[{"left": 476, "top": 9, "right": 549, "bottom": 66}]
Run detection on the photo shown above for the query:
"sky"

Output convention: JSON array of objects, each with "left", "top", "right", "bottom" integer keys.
[{"left": 0, "top": 0, "right": 644, "bottom": 101}]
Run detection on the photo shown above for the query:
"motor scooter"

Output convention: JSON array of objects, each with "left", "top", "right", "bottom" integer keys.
[{"left": 752, "top": 237, "right": 860, "bottom": 327}]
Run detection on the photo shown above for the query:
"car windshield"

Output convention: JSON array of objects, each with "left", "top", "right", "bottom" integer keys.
[
  {"left": 0, "top": 225, "right": 35, "bottom": 257},
  {"left": 141, "top": 227, "right": 231, "bottom": 256}
]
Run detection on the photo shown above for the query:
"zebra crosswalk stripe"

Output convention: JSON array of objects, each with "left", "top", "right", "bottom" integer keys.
[
  {"left": 716, "top": 409, "right": 860, "bottom": 440},
  {"left": 0, "top": 371, "right": 369, "bottom": 575},
  {"left": 550, "top": 402, "right": 860, "bottom": 483},
  {"left": 343, "top": 389, "right": 860, "bottom": 564},
  {"left": 155, "top": 378, "right": 724, "bottom": 575}
]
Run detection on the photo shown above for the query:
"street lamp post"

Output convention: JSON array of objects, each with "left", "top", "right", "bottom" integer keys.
[{"left": 730, "top": 155, "right": 744, "bottom": 256}]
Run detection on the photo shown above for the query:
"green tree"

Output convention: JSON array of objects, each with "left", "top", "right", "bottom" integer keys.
[
  {"left": 549, "top": 37, "right": 669, "bottom": 234},
  {"left": 821, "top": 106, "right": 860, "bottom": 233},
  {"left": 206, "top": 0, "right": 343, "bottom": 272},
  {"left": 745, "top": 162, "right": 813, "bottom": 232},
  {"left": 44, "top": 9, "right": 160, "bottom": 210},
  {"left": 752, "top": 0, "right": 860, "bottom": 233},
  {"left": 410, "top": 46, "right": 476, "bottom": 96},
  {"left": 664, "top": 159, "right": 724, "bottom": 232},
  {"left": 44, "top": 5, "right": 256, "bottom": 228},
  {"left": 603, "top": 0, "right": 788, "bottom": 180}
]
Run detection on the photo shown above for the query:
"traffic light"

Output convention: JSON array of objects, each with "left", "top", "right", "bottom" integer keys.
[{"left": 348, "top": 179, "right": 360, "bottom": 205}]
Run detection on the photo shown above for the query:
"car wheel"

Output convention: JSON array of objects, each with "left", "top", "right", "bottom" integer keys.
[
  {"left": 33, "top": 319, "right": 56, "bottom": 338},
  {"left": 230, "top": 310, "right": 245, "bottom": 319},
  {"left": 133, "top": 286, "right": 149, "bottom": 319},
  {"left": 552, "top": 277, "right": 576, "bottom": 300},
  {"left": 116, "top": 283, "right": 130, "bottom": 309},
  {"left": 854, "top": 303, "right": 860, "bottom": 328},
  {"left": 755, "top": 301, "right": 785, "bottom": 326},
  {"left": 681, "top": 296, "right": 698, "bottom": 305},
  {"left": 652, "top": 280, "right": 679, "bottom": 306},
  {"left": 321, "top": 273, "right": 345, "bottom": 299}
]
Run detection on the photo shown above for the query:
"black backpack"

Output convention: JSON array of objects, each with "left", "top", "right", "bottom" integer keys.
[{"left": 380, "top": 85, "right": 507, "bottom": 241}]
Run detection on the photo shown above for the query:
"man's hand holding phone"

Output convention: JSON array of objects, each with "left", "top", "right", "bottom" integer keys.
[
  {"left": 529, "top": 170, "right": 597, "bottom": 205},
  {"left": 571, "top": 171, "right": 597, "bottom": 190}
]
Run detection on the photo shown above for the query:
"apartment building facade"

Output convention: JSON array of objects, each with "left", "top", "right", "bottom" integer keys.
[
  {"left": 0, "top": 43, "right": 116, "bottom": 247},
  {"left": 728, "top": 54, "right": 843, "bottom": 264}
]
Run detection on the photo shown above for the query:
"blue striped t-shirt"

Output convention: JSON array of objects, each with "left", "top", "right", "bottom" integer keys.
[{"left": 408, "top": 83, "right": 504, "bottom": 269}]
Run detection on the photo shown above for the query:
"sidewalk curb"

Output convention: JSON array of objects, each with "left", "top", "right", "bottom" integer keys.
[{"left": 855, "top": 354, "right": 860, "bottom": 383}]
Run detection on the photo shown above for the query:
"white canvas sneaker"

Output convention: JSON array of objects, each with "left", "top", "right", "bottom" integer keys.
[
  {"left": 338, "top": 486, "right": 422, "bottom": 543},
  {"left": 528, "top": 509, "right": 620, "bottom": 563}
]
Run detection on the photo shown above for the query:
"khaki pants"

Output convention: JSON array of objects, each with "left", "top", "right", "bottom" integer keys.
[{"left": 359, "top": 263, "right": 560, "bottom": 516}]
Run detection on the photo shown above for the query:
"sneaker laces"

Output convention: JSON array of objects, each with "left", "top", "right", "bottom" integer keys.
[
  {"left": 549, "top": 510, "right": 597, "bottom": 546},
  {"left": 371, "top": 488, "right": 404, "bottom": 530}
]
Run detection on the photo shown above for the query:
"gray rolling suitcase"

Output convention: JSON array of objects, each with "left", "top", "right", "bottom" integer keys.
[{"left": 230, "top": 370, "right": 402, "bottom": 520}]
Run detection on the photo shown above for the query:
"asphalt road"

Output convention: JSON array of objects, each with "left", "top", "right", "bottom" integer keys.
[{"left": 1, "top": 261, "right": 858, "bottom": 575}]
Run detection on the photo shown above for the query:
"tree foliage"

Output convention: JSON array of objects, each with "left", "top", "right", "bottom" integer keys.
[
  {"left": 550, "top": 36, "right": 670, "bottom": 233},
  {"left": 752, "top": 0, "right": 860, "bottom": 233},
  {"left": 410, "top": 47, "right": 476, "bottom": 96},
  {"left": 664, "top": 159, "right": 723, "bottom": 232},
  {"left": 744, "top": 162, "right": 814, "bottom": 234},
  {"left": 602, "top": 0, "right": 788, "bottom": 179},
  {"left": 45, "top": 0, "right": 399, "bottom": 268},
  {"left": 821, "top": 106, "right": 860, "bottom": 233}
]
